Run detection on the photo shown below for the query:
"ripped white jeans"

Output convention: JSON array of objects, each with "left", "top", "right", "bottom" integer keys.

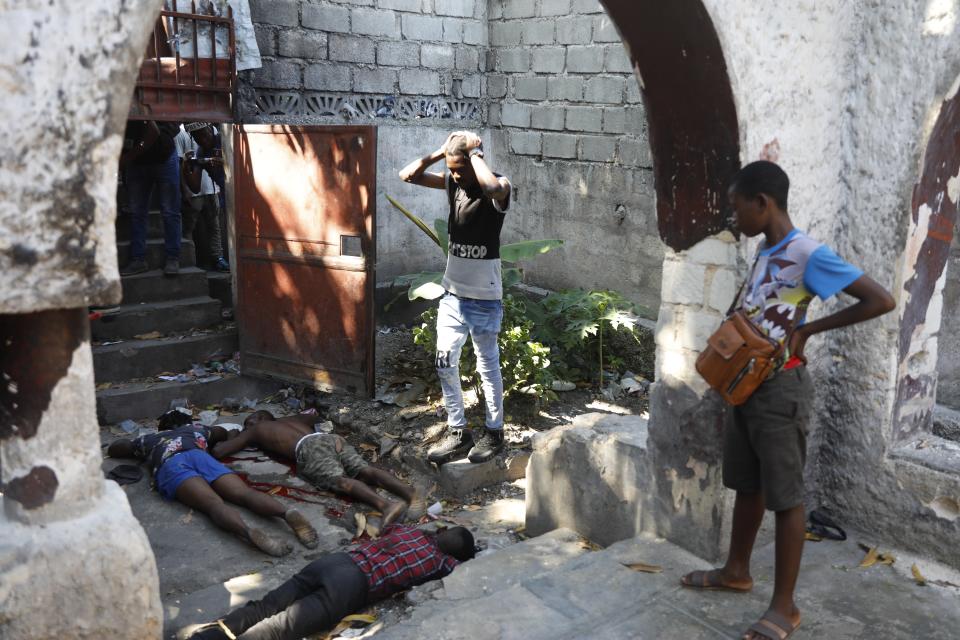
[{"left": 435, "top": 293, "right": 504, "bottom": 430}]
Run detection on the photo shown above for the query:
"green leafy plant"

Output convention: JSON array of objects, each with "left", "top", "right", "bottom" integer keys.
[
  {"left": 413, "top": 294, "right": 556, "bottom": 401},
  {"left": 385, "top": 195, "right": 563, "bottom": 302},
  {"left": 527, "top": 289, "right": 654, "bottom": 385}
]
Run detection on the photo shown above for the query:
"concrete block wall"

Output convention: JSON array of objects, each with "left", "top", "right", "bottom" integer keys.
[
  {"left": 485, "top": 0, "right": 661, "bottom": 311},
  {"left": 486, "top": 0, "right": 646, "bottom": 167},
  {"left": 654, "top": 233, "right": 738, "bottom": 390},
  {"left": 245, "top": 0, "right": 487, "bottom": 118},
  {"left": 241, "top": 0, "right": 663, "bottom": 311}
]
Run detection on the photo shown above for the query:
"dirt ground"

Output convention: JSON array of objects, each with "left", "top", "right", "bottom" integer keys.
[{"left": 101, "top": 325, "right": 652, "bottom": 639}]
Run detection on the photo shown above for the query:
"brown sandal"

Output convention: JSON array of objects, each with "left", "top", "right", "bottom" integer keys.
[
  {"left": 680, "top": 569, "right": 752, "bottom": 593},
  {"left": 743, "top": 611, "right": 801, "bottom": 639}
]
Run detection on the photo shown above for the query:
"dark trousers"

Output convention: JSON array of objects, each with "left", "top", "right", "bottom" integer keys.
[
  {"left": 127, "top": 149, "right": 181, "bottom": 260},
  {"left": 222, "top": 553, "right": 368, "bottom": 640},
  {"left": 183, "top": 194, "right": 224, "bottom": 265}
]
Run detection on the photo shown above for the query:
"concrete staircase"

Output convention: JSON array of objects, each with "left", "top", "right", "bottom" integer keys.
[{"left": 94, "top": 209, "right": 273, "bottom": 424}]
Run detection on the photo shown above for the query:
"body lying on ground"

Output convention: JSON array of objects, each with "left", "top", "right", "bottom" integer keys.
[
  {"left": 211, "top": 410, "right": 418, "bottom": 527},
  {"left": 189, "top": 523, "right": 476, "bottom": 640},
  {"left": 108, "top": 423, "right": 318, "bottom": 556}
]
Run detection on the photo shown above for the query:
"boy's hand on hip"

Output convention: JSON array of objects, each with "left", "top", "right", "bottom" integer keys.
[{"left": 788, "top": 327, "right": 809, "bottom": 363}]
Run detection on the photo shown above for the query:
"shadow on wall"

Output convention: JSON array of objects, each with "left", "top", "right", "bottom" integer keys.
[{"left": 232, "top": 125, "right": 376, "bottom": 395}]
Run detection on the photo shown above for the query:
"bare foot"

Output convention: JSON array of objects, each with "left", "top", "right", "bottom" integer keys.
[
  {"left": 680, "top": 568, "right": 753, "bottom": 593},
  {"left": 284, "top": 509, "right": 319, "bottom": 549},
  {"left": 382, "top": 500, "right": 408, "bottom": 527},
  {"left": 246, "top": 527, "right": 292, "bottom": 557},
  {"left": 407, "top": 489, "right": 427, "bottom": 521}
]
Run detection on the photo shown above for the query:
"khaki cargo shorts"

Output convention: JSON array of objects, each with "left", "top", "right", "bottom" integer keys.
[
  {"left": 722, "top": 366, "right": 814, "bottom": 512},
  {"left": 295, "top": 434, "right": 368, "bottom": 491}
]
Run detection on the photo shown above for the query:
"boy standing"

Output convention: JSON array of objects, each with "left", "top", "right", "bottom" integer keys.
[
  {"left": 398, "top": 132, "right": 512, "bottom": 465},
  {"left": 682, "top": 161, "right": 895, "bottom": 640}
]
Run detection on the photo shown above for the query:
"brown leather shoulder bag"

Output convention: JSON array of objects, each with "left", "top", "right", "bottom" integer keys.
[{"left": 695, "top": 257, "right": 786, "bottom": 405}]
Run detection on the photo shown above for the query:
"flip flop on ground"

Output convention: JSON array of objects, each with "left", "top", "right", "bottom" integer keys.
[
  {"left": 742, "top": 610, "right": 801, "bottom": 640},
  {"left": 680, "top": 569, "right": 753, "bottom": 593}
]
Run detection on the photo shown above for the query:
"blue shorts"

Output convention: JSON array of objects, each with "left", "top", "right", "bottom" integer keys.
[{"left": 155, "top": 449, "right": 232, "bottom": 500}]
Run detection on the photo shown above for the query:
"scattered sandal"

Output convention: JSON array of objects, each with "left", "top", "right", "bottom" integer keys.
[
  {"left": 807, "top": 509, "right": 847, "bottom": 541},
  {"left": 743, "top": 610, "right": 801, "bottom": 640},
  {"left": 680, "top": 569, "right": 752, "bottom": 593}
]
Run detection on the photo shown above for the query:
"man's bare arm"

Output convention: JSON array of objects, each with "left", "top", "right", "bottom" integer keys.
[
  {"left": 399, "top": 147, "right": 447, "bottom": 189},
  {"left": 788, "top": 274, "right": 896, "bottom": 361},
  {"left": 211, "top": 428, "right": 255, "bottom": 459},
  {"left": 470, "top": 154, "right": 510, "bottom": 204}
]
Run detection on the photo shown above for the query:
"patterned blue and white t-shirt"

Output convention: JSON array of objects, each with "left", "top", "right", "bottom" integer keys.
[{"left": 740, "top": 229, "right": 862, "bottom": 361}]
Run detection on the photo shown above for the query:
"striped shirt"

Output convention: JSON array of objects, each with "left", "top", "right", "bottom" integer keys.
[{"left": 347, "top": 525, "right": 459, "bottom": 599}]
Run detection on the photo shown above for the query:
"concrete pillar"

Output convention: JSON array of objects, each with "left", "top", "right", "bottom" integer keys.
[
  {"left": 0, "top": 1, "right": 165, "bottom": 637},
  {"left": 646, "top": 232, "right": 741, "bottom": 561}
]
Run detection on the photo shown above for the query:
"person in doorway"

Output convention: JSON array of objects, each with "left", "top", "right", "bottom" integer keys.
[
  {"left": 398, "top": 131, "right": 512, "bottom": 465},
  {"left": 211, "top": 410, "right": 416, "bottom": 527},
  {"left": 189, "top": 523, "right": 475, "bottom": 640},
  {"left": 680, "top": 161, "right": 895, "bottom": 640},
  {"left": 120, "top": 116, "right": 183, "bottom": 276},
  {"left": 175, "top": 122, "right": 229, "bottom": 272},
  {"left": 108, "top": 423, "right": 319, "bottom": 556}
]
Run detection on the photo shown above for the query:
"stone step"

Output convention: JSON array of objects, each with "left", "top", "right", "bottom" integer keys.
[
  {"left": 206, "top": 271, "right": 233, "bottom": 308},
  {"left": 96, "top": 373, "right": 282, "bottom": 424},
  {"left": 120, "top": 267, "right": 209, "bottom": 304},
  {"left": 116, "top": 238, "right": 196, "bottom": 270},
  {"left": 378, "top": 528, "right": 960, "bottom": 640},
  {"left": 93, "top": 328, "right": 238, "bottom": 384},
  {"left": 90, "top": 296, "right": 221, "bottom": 342}
]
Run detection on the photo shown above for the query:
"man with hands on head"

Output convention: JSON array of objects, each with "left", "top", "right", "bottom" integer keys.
[{"left": 399, "top": 132, "right": 512, "bottom": 466}]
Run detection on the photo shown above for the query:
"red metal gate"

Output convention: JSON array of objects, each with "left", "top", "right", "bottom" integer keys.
[{"left": 233, "top": 125, "right": 376, "bottom": 396}]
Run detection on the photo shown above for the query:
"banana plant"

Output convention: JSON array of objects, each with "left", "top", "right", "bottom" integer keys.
[{"left": 385, "top": 195, "right": 563, "bottom": 305}]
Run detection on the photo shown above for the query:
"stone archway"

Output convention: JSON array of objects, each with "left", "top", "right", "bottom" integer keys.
[
  {"left": 0, "top": 1, "right": 745, "bottom": 635},
  {"left": 602, "top": 0, "right": 743, "bottom": 560}
]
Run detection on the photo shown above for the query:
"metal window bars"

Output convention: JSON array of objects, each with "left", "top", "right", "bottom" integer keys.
[{"left": 129, "top": 1, "right": 236, "bottom": 123}]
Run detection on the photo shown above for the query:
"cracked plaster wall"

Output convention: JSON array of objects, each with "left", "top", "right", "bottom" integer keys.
[
  {"left": 0, "top": 0, "right": 163, "bottom": 313},
  {"left": 0, "top": 1, "right": 165, "bottom": 637},
  {"left": 812, "top": 1, "right": 960, "bottom": 568}
]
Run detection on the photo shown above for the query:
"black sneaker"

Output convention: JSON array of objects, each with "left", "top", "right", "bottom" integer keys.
[
  {"left": 164, "top": 257, "right": 180, "bottom": 277},
  {"left": 427, "top": 427, "right": 474, "bottom": 465},
  {"left": 120, "top": 259, "right": 148, "bottom": 276},
  {"left": 468, "top": 428, "right": 504, "bottom": 464}
]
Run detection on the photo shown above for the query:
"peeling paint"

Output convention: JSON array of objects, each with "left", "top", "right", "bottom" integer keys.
[
  {"left": 894, "top": 80, "right": 960, "bottom": 441},
  {"left": 601, "top": 0, "right": 740, "bottom": 251},
  {"left": 4, "top": 465, "right": 58, "bottom": 510}
]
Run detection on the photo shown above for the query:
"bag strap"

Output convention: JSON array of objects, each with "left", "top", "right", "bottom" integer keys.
[{"left": 726, "top": 250, "right": 762, "bottom": 317}]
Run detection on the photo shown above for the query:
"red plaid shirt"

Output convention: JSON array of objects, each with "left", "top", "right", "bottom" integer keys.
[{"left": 347, "top": 524, "right": 459, "bottom": 599}]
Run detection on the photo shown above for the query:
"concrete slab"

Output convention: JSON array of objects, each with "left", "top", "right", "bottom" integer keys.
[
  {"left": 91, "top": 296, "right": 222, "bottom": 341},
  {"left": 438, "top": 450, "right": 530, "bottom": 496},
  {"left": 117, "top": 238, "right": 197, "bottom": 269},
  {"left": 96, "top": 374, "right": 281, "bottom": 423},
  {"left": 525, "top": 412, "right": 654, "bottom": 546},
  {"left": 120, "top": 267, "right": 210, "bottom": 304},
  {"left": 376, "top": 528, "right": 960, "bottom": 640},
  {"left": 93, "top": 329, "right": 238, "bottom": 383},
  {"left": 206, "top": 271, "right": 233, "bottom": 308}
]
